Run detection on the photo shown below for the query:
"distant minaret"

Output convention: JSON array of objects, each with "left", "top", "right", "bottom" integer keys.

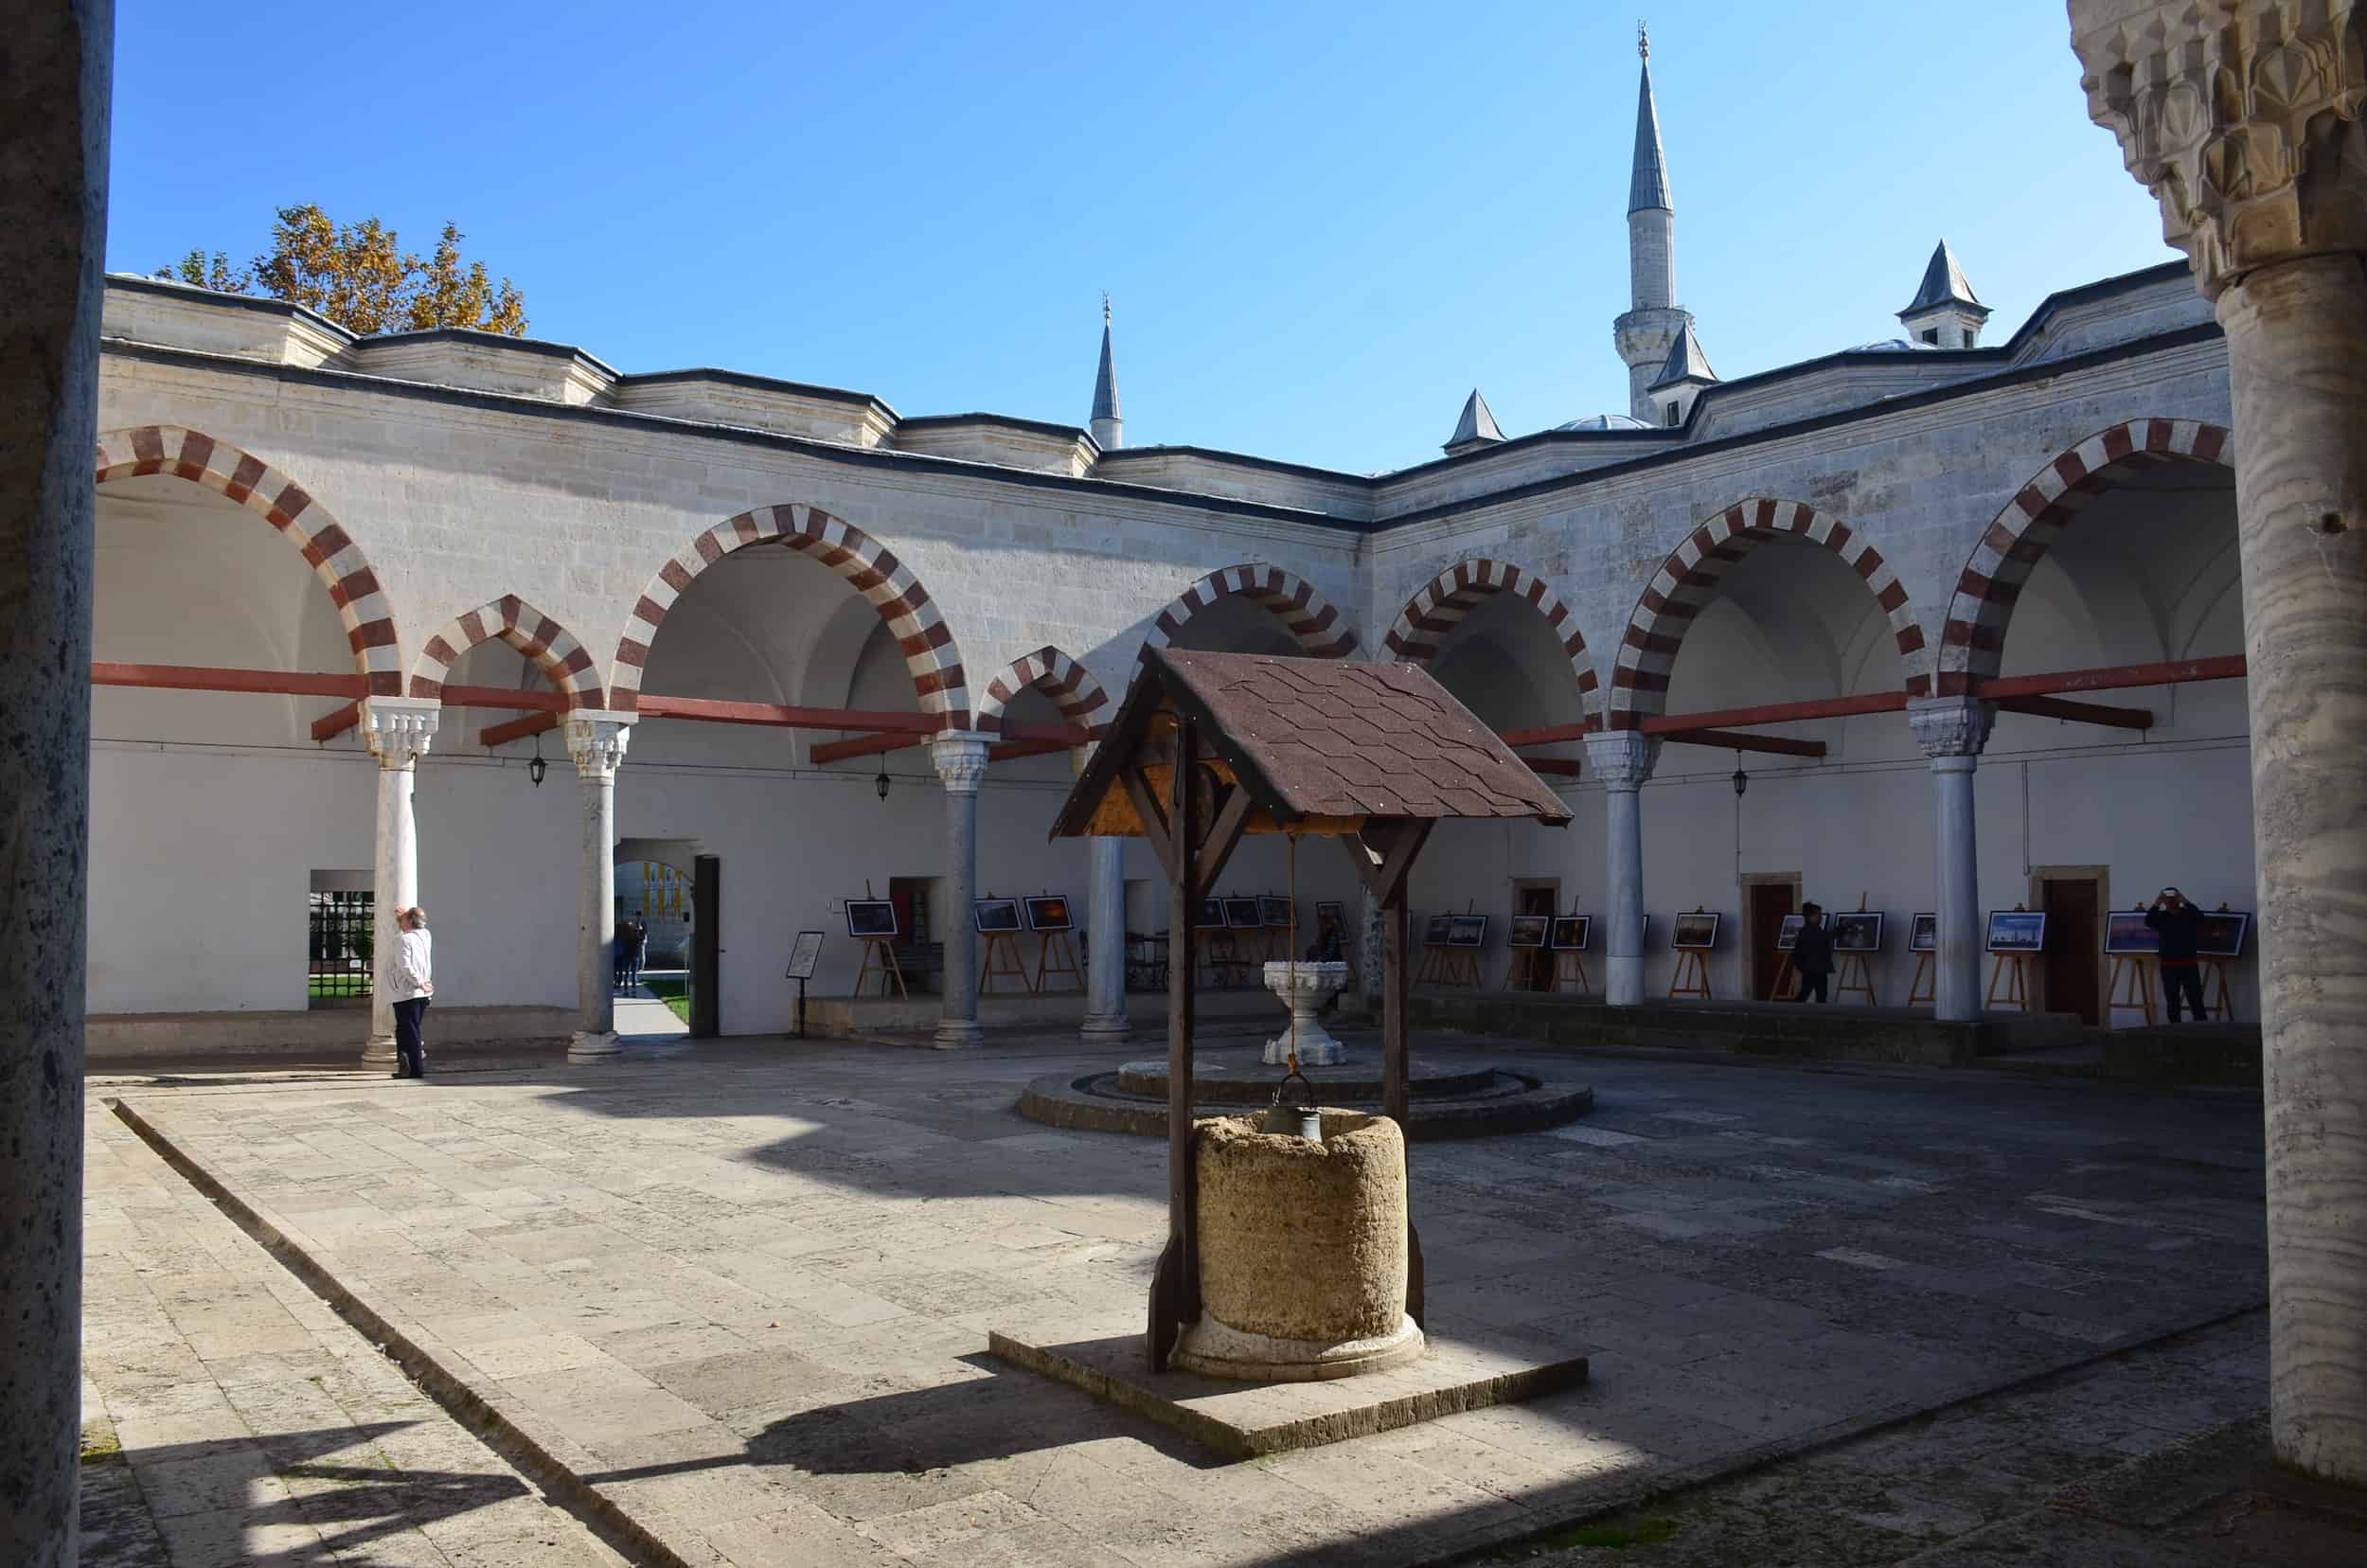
[
  {"left": 1090, "top": 294, "right": 1123, "bottom": 450},
  {"left": 1611, "top": 25, "right": 1695, "bottom": 423}
]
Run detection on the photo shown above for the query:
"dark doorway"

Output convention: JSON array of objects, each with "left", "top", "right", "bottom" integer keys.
[
  {"left": 1748, "top": 880, "right": 1799, "bottom": 1000},
  {"left": 2039, "top": 875, "right": 2101, "bottom": 1024},
  {"left": 690, "top": 854, "right": 721, "bottom": 1037},
  {"left": 1515, "top": 882, "right": 1557, "bottom": 990}
]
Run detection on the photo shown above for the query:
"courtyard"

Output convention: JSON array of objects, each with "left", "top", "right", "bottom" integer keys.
[{"left": 79, "top": 1029, "right": 2279, "bottom": 1565}]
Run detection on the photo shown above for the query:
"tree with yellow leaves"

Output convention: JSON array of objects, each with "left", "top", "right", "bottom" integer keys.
[{"left": 158, "top": 205, "right": 527, "bottom": 336}]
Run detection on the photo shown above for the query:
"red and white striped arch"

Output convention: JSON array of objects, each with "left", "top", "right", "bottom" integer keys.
[
  {"left": 611, "top": 504, "right": 967, "bottom": 725},
  {"left": 1937, "top": 419, "right": 2233, "bottom": 695},
  {"left": 1141, "top": 563, "right": 1356, "bottom": 660},
  {"left": 973, "top": 647, "right": 1112, "bottom": 737},
  {"left": 408, "top": 596, "right": 605, "bottom": 709},
  {"left": 94, "top": 425, "right": 401, "bottom": 695},
  {"left": 1383, "top": 558, "right": 1599, "bottom": 722},
  {"left": 1610, "top": 498, "right": 1926, "bottom": 727}
]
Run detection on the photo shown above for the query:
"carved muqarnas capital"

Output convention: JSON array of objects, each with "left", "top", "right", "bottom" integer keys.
[
  {"left": 931, "top": 732, "right": 990, "bottom": 794},
  {"left": 564, "top": 712, "right": 633, "bottom": 778},
  {"left": 2072, "top": 0, "right": 2367, "bottom": 296},
  {"left": 1907, "top": 697, "right": 1995, "bottom": 759},
  {"left": 1582, "top": 731, "right": 1661, "bottom": 789}
]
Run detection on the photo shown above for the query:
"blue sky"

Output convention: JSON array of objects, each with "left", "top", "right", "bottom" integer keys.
[{"left": 108, "top": 1, "right": 2177, "bottom": 474}]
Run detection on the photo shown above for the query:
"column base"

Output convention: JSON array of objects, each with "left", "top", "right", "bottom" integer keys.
[
  {"left": 1079, "top": 1012, "right": 1131, "bottom": 1045},
  {"left": 362, "top": 1034, "right": 398, "bottom": 1066},
  {"left": 567, "top": 1030, "right": 623, "bottom": 1061},
  {"left": 934, "top": 1018, "right": 986, "bottom": 1050},
  {"left": 1605, "top": 957, "right": 1645, "bottom": 1007}
]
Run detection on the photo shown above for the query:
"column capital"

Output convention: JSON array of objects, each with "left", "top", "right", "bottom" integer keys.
[
  {"left": 563, "top": 710, "right": 632, "bottom": 778},
  {"left": 1582, "top": 729, "right": 1660, "bottom": 789},
  {"left": 931, "top": 730, "right": 990, "bottom": 794},
  {"left": 1907, "top": 695, "right": 1994, "bottom": 759},
  {"left": 2070, "top": 0, "right": 2367, "bottom": 298},
  {"left": 363, "top": 696, "right": 439, "bottom": 768}
]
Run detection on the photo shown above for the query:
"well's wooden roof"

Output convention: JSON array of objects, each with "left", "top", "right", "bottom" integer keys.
[{"left": 1053, "top": 649, "right": 1572, "bottom": 838}]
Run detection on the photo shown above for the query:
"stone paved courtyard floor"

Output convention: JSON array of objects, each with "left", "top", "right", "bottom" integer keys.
[{"left": 84, "top": 1031, "right": 2280, "bottom": 1565}]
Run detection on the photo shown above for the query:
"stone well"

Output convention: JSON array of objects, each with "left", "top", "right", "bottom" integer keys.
[{"left": 1171, "top": 1111, "right": 1425, "bottom": 1381}]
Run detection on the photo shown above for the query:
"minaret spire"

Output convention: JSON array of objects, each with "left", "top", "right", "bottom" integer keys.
[
  {"left": 1090, "top": 293, "right": 1122, "bottom": 450},
  {"left": 1611, "top": 21, "right": 1694, "bottom": 422}
]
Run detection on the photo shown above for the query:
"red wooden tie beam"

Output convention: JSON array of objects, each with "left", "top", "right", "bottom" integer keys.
[
  {"left": 1992, "top": 694, "right": 2153, "bottom": 730},
  {"left": 311, "top": 702, "right": 363, "bottom": 742}
]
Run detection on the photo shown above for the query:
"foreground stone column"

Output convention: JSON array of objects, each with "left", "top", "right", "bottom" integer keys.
[
  {"left": 0, "top": 6, "right": 110, "bottom": 1559},
  {"left": 564, "top": 713, "right": 631, "bottom": 1060},
  {"left": 932, "top": 732, "right": 990, "bottom": 1049},
  {"left": 1908, "top": 698, "right": 1992, "bottom": 1024},
  {"left": 2071, "top": 0, "right": 2367, "bottom": 1484},
  {"left": 363, "top": 698, "right": 439, "bottom": 1064},
  {"left": 1584, "top": 732, "right": 1658, "bottom": 1006},
  {"left": 1081, "top": 833, "right": 1130, "bottom": 1042}
]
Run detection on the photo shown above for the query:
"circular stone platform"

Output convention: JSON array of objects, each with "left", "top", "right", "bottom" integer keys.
[{"left": 1017, "top": 1043, "right": 1592, "bottom": 1140}]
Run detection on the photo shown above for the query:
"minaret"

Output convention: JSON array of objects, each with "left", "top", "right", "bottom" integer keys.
[
  {"left": 1090, "top": 294, "right": 1122, "bottom": 450},
  {"left": 1612, "top": 25, "right": 1696, "bottom": 423}
]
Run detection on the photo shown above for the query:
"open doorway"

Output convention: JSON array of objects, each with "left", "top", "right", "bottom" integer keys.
[{"left": 616, "top": 838, "right": 708, "bottom": 1038}]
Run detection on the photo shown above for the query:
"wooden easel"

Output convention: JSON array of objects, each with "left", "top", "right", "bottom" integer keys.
[
  {"left": 855, "top": 938, "right": 906, "bottom": 998},
  {"left": 2105, "top": 953, "right": 2157, "bottom": 1025},
  {"left": 1035, "top": 928, "right": 1082, "bottom": 993},
  {"left": 1668, "top": 910, "right": 1713, "bottom": 999},
  {"left": 1986, "top": 952, "right": 2030, "bottom": 1010},
  {"left": 980, "top": 929, "right": 1034, "bottom": 994},
  {"left": 2200, "top": 959, "right": 2235, "bottom": 1021},
  {"left": 1553, "top": 908, "right": 1593, "bottom": 994},
  {"left": 1907, "top": 952, "right": 1933, "bottom": 1006},
  {"left": 1767, "top": 951, "right": 1797, "bottom": 1001},
  {"left": 1833, "top": 894, "right": 1878, "bottom": 1005}
]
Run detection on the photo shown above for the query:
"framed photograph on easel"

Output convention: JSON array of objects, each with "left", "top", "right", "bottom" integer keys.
[
  {"left": 1547, "top": 914, "right": 1592, "bottom": 993},
  {"left": 1023, "top": 895, "right": 1081, "bottom": 993}
]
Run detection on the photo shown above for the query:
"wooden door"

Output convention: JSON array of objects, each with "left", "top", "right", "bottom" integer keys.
[
  {"left": 1517, "top": 884, "right": 1557, "bottom": 990},
  {"left": 690, "top": 854, "right": 721, "bottom": 1037},
  {"left": 2040, "top": 877, "right": 2101, "bottom": 1025},
  {"left": 1750, "top": 882, "right": 1797, "bottom": 1000}
]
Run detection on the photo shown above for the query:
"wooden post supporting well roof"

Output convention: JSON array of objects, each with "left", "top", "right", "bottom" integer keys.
[{"left": 1053, "top": 649, "right": 1570, "bottom": 1369}]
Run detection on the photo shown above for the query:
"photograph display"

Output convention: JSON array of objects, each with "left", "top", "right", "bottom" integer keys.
[
  {"left": 1671, "top": 911, "right": 1719, "bottom": 951},
  {"left": 1508, "top": 915, "right": 1550, "bottom": 949},
  {"left": 1549, "top": 916, "right": 1591, "bottom": 951},
  {"left": 1832, "top": 912, "right": 1884, "bottom": 953},
  {"left": 973, "top": 897, "right": 1023, "bottom": 934},
  {"left": 1259, "top": 895, "right": 1294, "bottom": 929},
  {"left": 844, "top": 900, "right": 898, "bottom": 940},
  {"left": 1314, "top": 900, "right": 1345, "bottom": 927},
  {"left": 1023, "top": 895, "right": 1073, "bottom": 933},
  {"left": 1775, "top": 913, "right": 1805, "bottom": 952},
  {"left": 1197, "top": 897, "right": 1227, "bottom": 930},
  {"left": 1985, "top": 910, "right": 2046, "bottom": 952},
  {"left": 2198, "top": 911, "right": 2251, "bottom": 957},
  {"left": 785, "top": 930, "right": 826, "bottom": 980},
  {"left": 2104, "top": 911, "right": 2159, "bottom": 954},
  {"left": 1446, "top": 915, "right": 1489, "bottom": 948},
  {"left": 1222, "top": 896, "right": 1263, "bottom": 930},
  {"left": 1910, "top": 913, "right": 1938, "bottom": 953},
  {"left": 1423, "top": 914, "right": 1451, "bottom": 946}
]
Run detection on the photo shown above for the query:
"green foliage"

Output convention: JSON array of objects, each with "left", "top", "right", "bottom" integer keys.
[{"left": 158, "top": 204, "right": 527, "bottom": 336}]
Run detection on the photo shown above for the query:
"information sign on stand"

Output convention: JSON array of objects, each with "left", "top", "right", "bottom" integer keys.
[{"left": 785, "top": 930, "right": 825, "bottom": 1037}]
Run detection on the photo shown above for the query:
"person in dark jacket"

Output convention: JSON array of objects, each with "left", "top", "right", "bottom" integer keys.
[
  {"left": 2145, "top": 886, "right": 2206, "bottom": 1022},
  {"left": 1790, "top": 902, "right": 1836, "bottom": 1003}
]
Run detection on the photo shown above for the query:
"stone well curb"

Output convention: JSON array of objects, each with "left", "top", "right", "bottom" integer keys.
[{"left": 1016, "top": 1072, "right": 1597, "bottom": 1139}]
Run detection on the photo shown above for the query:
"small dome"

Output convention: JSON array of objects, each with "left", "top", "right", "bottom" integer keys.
[
  {"left": 1845, "top": 338, "right": 1938, "bottom": 353},
  {"left": 1556, "top": 413, "right": 1654, "bottom": 432}
]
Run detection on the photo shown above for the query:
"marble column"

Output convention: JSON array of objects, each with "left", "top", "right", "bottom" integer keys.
[
  {"left": 0, "top": 5, "right": 110, "bottom": 1559},
  {"left": 1081, "top": 833, "right": 1130, "bottom": 1043},
  {"left": 932, "top": 732, "right": 990, "bottom": 1049},
  {"left": 1584, "top": 731, "right": 1658, "bottom": 1006},
  {"left": 1908, "top": 698, "right": 1992, "bottom": 1024},
  {"left": 564, "top": 713, "right": 632, "bottom": 1060},
  {"left": 2071, "top": 0, "right": 2367, "bottom": 1484},
  {"left": 363, "top": 699, "right": 439, "bottom": 1064}
]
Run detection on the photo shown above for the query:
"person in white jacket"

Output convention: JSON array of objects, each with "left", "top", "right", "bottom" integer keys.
[{"left": 387, "top": 906, "right": 435, "bottom": 1078}]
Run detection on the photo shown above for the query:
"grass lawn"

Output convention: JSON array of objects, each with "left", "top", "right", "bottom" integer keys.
[
  {"left": 643, "top": 976, "right": 692, "bottom": 1023},
  {"left": 307, "top": 974, "right": 368, "bottom": 1000}
]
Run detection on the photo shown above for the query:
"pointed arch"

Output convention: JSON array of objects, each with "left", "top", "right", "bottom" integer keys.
[
  {"left": 1383, "top": 558, "right": 1599, "bottom": 724},
  {"left": 1610, "top": 497, "right": 1926, "bottom": 727},
  {"left": 94, "top": 424, "right": 400, "bottom": 693},
  {"left": 611, "top": 503, "right": 967, "bottom": 725},
  {"left": 1937, "top": 419, "right": 2234, "bottom": 695},
  {"left": 407, "top": 596, "right": 606, "bottom": 709},
  {"left": 1141, "top": 563, "right": 1356, "bottom": 659},
  {"left": 973, "top": 647, "right": 1112, "bottom": 737}
]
